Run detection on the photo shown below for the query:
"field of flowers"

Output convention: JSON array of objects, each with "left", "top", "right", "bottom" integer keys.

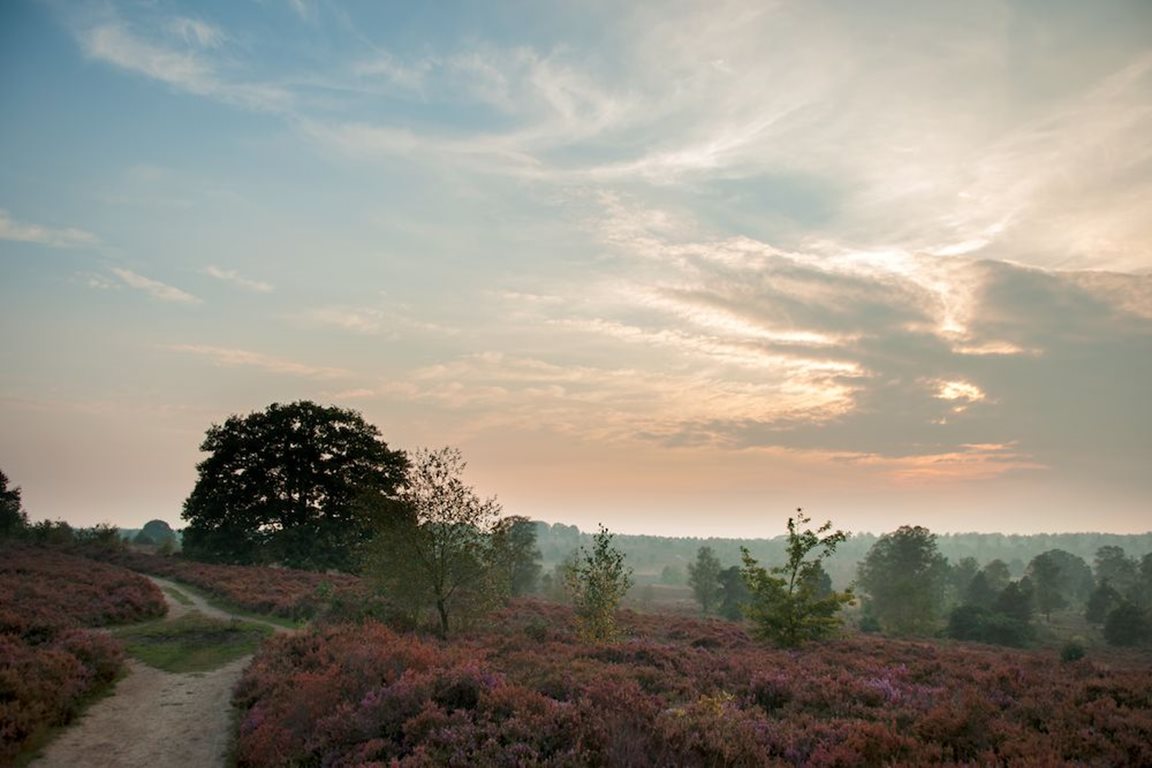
[
  {"left": 83, "top": 548, "right": 370, "bottom": 621},
  {"left": 0, "top": 545, "right": 168, "bottom": 763},
  {"left": 234, "top": 600, "right": 1152, "bottom": 767}
]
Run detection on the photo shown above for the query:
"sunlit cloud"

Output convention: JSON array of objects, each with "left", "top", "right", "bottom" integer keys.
[
  {"left": 109, "top": 267, "right": 200, "bottom": 304},
  {"left": 168, "top": 344, "right": 350, "bottom": 379},
  {"left": 0, "top": 210, "right": 97, "bottom": 248}
]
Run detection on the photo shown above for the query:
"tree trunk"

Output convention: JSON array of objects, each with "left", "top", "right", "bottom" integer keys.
[{"left": 436, "top": 598, "right": 449, "bottom": 639}]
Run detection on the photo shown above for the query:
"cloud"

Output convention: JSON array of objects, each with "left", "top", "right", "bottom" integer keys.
[
  {"left": 203, "top": 265, "right": 274, "bottom": 293},
  {"left": 79, "top": 22, "right": 291, "bottom": 112},
  {"left": 301, "top": 305, "right": 456, "bottom": 336},
  {"left": 110, "top": 267, "right": 200, "bottom": 304},
  {"left": 0, "top": 210, "right": 97, "bottom": 248},
  {"left": 167, "top": 17, "right": 223, "bottom": 48},
  {"left": 168, "top": 345, "right": 350, "bottom": 379}
]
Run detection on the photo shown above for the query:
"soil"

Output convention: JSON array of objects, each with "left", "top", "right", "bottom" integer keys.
[{"left": 31, "top": 576, "right": 288, "bottom": 768}]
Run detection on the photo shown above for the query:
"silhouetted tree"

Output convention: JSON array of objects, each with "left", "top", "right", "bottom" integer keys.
[
  {"left": 182, "top": 401, "right": 407, "bottom": 570},
  {"left": 994, "top": 580, "right": 1034, "bottom": 624},
  {"left": 566, "top": 525, "right": 633, "bottom": 641},
  {"left": 363, "top": 446, "right": 504, "bottom": 638},
  {"left": 141, "top": 519, "right": 177, "bottom": 548},
  {"left": 688, "top": 546, "right": 723, "bottom": 614},
  {"left": 857, "top": 525, "right": 948, "bottom": 635},
  {"left": 964, "top": 571, "right": 998, "bottom": 609},
  {"left": 0, "top": 470, "right": 28, "bottom": 537},
  {"left": 741, "top": 509, "right": 852, "bottom": 647}
]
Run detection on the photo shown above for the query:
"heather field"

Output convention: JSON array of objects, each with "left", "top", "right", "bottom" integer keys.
[
  {"left": 233, "top": 600, "right": 1152, "bottom": 767},
  {"left": 0, "top": 546, "right": 168, "bottom": 763},
  {"left": 83, "top": 548, "right": 370, "bottom": 621}
]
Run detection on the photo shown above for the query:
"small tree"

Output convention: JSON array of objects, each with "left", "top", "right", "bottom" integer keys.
[
  {"left": 565, "top": 525, "right": 633, "bottom": 642},
  {"left": 363, "top": 446, "right": 504, "bottom": 638},
  {"left": 1028, "top": 551, "right": 1067, "bottom": 622},
  {"left": 718, "top": 565, "right": 751, "bottom": 621},
  {"left": 740, "top": 509, "right": 853, "bottom": 647},
  {"left": 687, "top": 546, "right": 723, "bottom": 614}
]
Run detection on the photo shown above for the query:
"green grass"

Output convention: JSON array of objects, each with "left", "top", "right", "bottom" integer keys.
[{"left": 113, "top": 611, "right": 274, "bottom": 673}]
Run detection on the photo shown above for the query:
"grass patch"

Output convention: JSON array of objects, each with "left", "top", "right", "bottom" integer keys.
[
  {"left": 114, "top": 611, "right": 273, "bottom": 673},
  {"left": 162, "top": 585, "right": 195, "bottom": 606}
]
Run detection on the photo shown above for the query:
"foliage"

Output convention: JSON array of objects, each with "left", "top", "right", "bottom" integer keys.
[
  {"left": 114, "top": 611, "right": 273, "bottom": 673},
  {"left": 1095, "top": 546, "right": 1139, "bottom": 596},
  {"left": 182, "top": 400, "right": 408, "bottom": 571},
  {"left": 994, "top": 579, "right": 1034, "bottom": 624},
  {"left": 232, "top": 602, "right": 1152, "bottom": 768},
  {"left": 945, "top": 605, "right": 1033, "bottom": 647},
  {"left": 1027, "top": 551, "right": 1067, "bottom": 621},
  {"left": 1086, "top": 579, "right": 1124, "bottom": 626},
  {"left": 140, "top": 519, "right": 178, "bottom": 548},
  {"left": 1104, "top": 603, "right": 1150, "bottom": 647},
  {"left": 565, "top": 525, "right": 633, "bottom": 642},
  {"left": 717, "top": 565, "right": 750, "bottom": 621},
  {"left": 740, "top": 510, "right": 853, "bottom": 647},
  {"left": 0, "top": 545, "right": 166, "bottom": 764},
  {"left": 363, "top": 446, "right": 514, "bottom": 638},
  {"left": 490, "top": 515, "right": 542, "bottom": 597},
  {"left": 857, "top": 525, "right": 949, "bottom": 635},
  {"left": 687, "top": 546, "right": 723, "bottom": 615},
  {"left": 0, "top": 469, "right": 28, "bottom": 537}
]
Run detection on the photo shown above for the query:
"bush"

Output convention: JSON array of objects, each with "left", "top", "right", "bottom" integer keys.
[
  {"left": 1104, "top": 603, "right": 1150, "bottom": 647},
  {"left": 945, "top": 605, "right": 1033, "bottom": 647},
  {"left": 1060, "top": 641, "right": 1086, "bottom": 662}
]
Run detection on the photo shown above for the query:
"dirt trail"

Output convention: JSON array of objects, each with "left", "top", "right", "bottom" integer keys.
[{"left": 32, "top": 576, "right": 288, "bottom": 768}]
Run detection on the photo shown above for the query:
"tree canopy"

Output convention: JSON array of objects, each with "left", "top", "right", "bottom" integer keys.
[
  {"left": 857, "top": 525, "right": 948, "bottom": 635},
  {"left": 363, "top": 446, "right": 515, "bottom": 638},
  {"left": 182, "top": 401, "right": 407, "bottom": 571},
  {"left": 740, "top": 509, "right": 852, "bottom": 647},
  {"left": 688, "top": 546, "right": 723, "bottom": 615}
]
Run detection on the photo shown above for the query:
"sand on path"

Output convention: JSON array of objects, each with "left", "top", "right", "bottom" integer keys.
[{"left": 31, "top": 576, "right": 288, "bottom": 768}]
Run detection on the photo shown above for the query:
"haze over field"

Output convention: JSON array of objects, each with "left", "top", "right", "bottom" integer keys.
[{"left": 1, "top": 0, "right": 1150, "bottom": 537}]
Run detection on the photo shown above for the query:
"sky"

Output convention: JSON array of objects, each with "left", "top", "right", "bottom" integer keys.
[{"left": 1, "top": 0, "right": 1150, "bottom": 539}]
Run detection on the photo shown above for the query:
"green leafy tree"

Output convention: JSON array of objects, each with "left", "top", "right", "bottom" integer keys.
[
  {"left": 964, "top": 571, "right": 998, "bottom": 609},
  {"left": 718, "top": 565, "right": 750, "bottom": 621},
  {"left": 1103, "top": 602, "right": 1149, "bottom": 647},
  {"left": 687, "top": 546, "right": 723, "bottom": 614},
  {"left": 565, "top": 525, "right": 633, "bottom": 642},
  {"left": 994, "top": 579, "right": 1034, "bottom": 623},
  {"left": 182, "top": 401, "right": 407, "bottom": 570},
  {"left": 489, "top": 515, "right": 542, "bottom": 597},
  {"left": 981, "top": 559, "right": 1012, "bottom": 593},
  {"left": 1094, "top": 546, "right": 1138, "bottom": 596},
  {"left": 857, "top": 525, "right": 948, "bottom": 635},
  {"left": 1086, "top": 579, "right": 1123, "bottom": 625},
  {"left": 363, "top": 446, "right": 504, "bottom": 638},
  {"left": 141, "top": 519, "right": 177, "bottom": 548},
  {"left": 740, "top": 509, "right": 853, "bottom": 647},
  {"left": 0, "top": 470, "right": 28, "bottom": 537},
  {"left": 1027, "top": 551, "right": 1067, "bottom": 621}
]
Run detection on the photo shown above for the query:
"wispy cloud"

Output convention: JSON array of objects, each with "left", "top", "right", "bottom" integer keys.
[
  {"left": 0, "top": 210, "right": 97, "bottom": 248},
  {"left": 79, "top": 22, "right": 291, "bottom": 112},
  {"left": 168, "top": 344, "right": 350, "bottom": 379},
  {"left": 203, "top": 265, "right": 274, "bottom": 293},
  {"left": 167, "top": 17, "right": 223, "bottom": 48},
  {"left": 301, "top": 305, "right": 456, "bottom": 336},
  {"left": 110, "top": 267, "right": 200, "bottom": 304}
]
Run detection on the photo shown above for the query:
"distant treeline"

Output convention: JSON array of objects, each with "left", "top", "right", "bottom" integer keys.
[{"left": 533, "top": 522, "right": 1152, "bottom": 588}]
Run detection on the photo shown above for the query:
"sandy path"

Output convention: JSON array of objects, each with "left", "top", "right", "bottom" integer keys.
[{"left": 32, "top": 576, "right": 288, "bottom": 768}]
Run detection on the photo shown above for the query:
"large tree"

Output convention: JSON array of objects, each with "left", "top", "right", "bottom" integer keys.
[
  {"left": 857, "top": 525, "right": 949, "bottom": 635},
  {"left": 182, "top": 401, "right": 407, "bottom": 571},
  {"left": 362, "top": 446, "right": 507, "bottom": 638}
]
